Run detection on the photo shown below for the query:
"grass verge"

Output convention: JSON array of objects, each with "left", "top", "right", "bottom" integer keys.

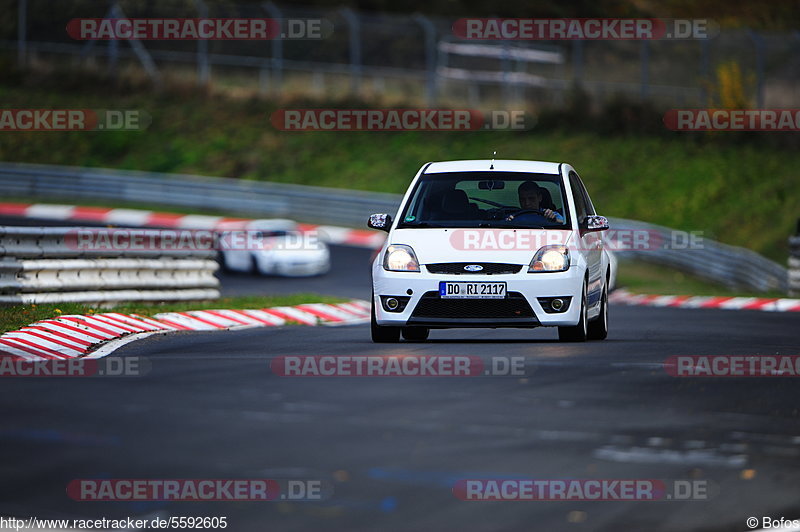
[{"left": 1, "top": 79, "right": 798, "bottom": 262}]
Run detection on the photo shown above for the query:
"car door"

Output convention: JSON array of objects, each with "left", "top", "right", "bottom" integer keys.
[{"left": 569, "top": 171, "right": 602, "bottom": 309}]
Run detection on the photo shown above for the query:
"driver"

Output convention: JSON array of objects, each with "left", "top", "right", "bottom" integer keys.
[{"left": 506, "top": 181, "right": 565, "bottom": 223}]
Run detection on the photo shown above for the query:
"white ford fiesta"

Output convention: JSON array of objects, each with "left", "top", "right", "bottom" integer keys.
[{"left": 368, "top": 159, "right": 612, "bottom": 343}]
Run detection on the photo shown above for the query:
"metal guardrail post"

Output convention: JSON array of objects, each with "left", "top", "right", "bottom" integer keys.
[
  {"left": 195, "top": 0, "right": 210, "bottom": 86},
  {"left": 263, "top": 2, "right": 283, "bottom": 95},
  {"left": 413, "top": 13, "right": 437, "bottom": 107},
  {"left": 17, "top": 0, "right": 27, "bottom": 67},
  {"left": 339, "top": 7, "right": 362, "bottom": 96}
]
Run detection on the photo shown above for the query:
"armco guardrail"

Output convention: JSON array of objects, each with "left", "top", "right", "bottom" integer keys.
[
  {"left": 0, "top": 162, "right": 788, "bottom": 294},
  {"left": 0, "top": 162, "right": 399, "bottom": 229},
  {"left": 790, "top": 221, "right": 800, "bottom": 297},
  {"left": 0, "top": 226, "right": 220, "bottom": 305},
  {"left": 604, "top": 218, "right": 788, "bottom": 294}
]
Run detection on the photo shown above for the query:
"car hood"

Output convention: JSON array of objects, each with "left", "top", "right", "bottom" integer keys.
[{"left": 389, "top": 228, "right": 572, "bottom": 264}]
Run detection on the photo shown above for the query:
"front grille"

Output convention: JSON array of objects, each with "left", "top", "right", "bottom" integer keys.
[
  {"left": 410, "top": 291, "right": 535, "bottom": 319},
  {"left": 425, "top": 262, "right": 523, "bottom": 275}
]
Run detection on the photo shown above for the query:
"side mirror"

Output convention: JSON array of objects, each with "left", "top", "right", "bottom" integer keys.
[
  {"left": 368, "top": 213, "right": 393, "bottom": 233},
  {"left": 584, "top": 215, "right": 610, "bottom": 233}
]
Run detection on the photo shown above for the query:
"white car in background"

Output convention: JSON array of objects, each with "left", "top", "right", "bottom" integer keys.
[
  {"left": 219, "top": 219, "right": 330, "bottom": 277},
  {"left": 369, "top": 159, "right": 613, "bottom": 343}
]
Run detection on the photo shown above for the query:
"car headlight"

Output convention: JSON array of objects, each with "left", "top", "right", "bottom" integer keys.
[
  {"left": 383, "top": 244, "right": 420, "bottom": 272},
  {"left": 528, "top": 245, "right": 570, "bottom": 273}
]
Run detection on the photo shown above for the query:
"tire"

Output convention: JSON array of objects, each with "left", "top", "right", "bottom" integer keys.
[
  {"left": 587, "top": 284, "right": 608, "bottom": 340},
  {"left": 558, "top": 284, "right": 588, "bottom": 342},
  {"left": 371, "top": 298, "right": 400, "bottom": 343},
  {"left": 402, "top": 327, "right": 429, "bottom": 341},
  {"left": 218, "top": 251, "right": 231, "bottom": 272}
]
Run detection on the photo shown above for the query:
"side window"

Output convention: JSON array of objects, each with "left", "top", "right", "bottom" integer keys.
[
  {"left": 571, "top": 172, "right": 595, "bottom": 216},
  {"left": 579, "top": 177, "right": 595, "bottom": 215},
  {"left": 569, "top": 173, "right": 588, "bottom": 224}
]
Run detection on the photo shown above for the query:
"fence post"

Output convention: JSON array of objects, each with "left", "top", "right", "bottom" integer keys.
[
  {"left": 195, "top": 0, "right": 210, "bottom": 86},
  {"left": 339, "top": 8, "right": 362, "bottom": 96},
  {"left": 108, "top": 0, "right": 119, "bottom": 78},
  {"left": 572, "top": 39, "right": 583, "bottom": 88},
  {"left": 413, "top": 13, "right": 437, "bottom": 107},
  {"left": 700, "top": 38, "right": 710, "bottom": 105},
  {"left": 111, "top": 4, "right": 161, "bottom": 87},
  {"left": 17, "top": 0, "right": 27, "bottom": 67},
  {"left": 748, "top": 30, "right": 765, "bottom": 107},
  {"left": 263, "top": 2, "right": 283, "bottom": 95},
  {"left": 501, "top": 42, "right": 511, "bottom": 104},
  {"left": 640, "top": 40, "right": 649, "bottom": 100}
]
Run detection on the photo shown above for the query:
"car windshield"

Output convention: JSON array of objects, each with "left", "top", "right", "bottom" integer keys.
[{"left": 398, "top": 171, "right": 571, "bottom": 229}]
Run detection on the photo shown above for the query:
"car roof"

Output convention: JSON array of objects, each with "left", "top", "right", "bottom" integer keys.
[
  {"left": 245, "top": 219, "right": 298, "bottom": 231},
  {"left": 423, "top": 159, "right": 562, "bottom": 175}
]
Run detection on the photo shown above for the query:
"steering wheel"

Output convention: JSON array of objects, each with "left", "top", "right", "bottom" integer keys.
[
  {"left": 504, "top": 208, "right": 545, "bottom": 220},
  {"left": 484, "top": 205, "right": 517, "bottom": 220}
]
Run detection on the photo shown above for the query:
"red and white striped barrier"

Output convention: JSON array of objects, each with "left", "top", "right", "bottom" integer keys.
[
  {"left": 0, "top": 300, "right": 370, "bottom": 361},
  {"left": 0, "top": 202, "right": 386, "bottom": 249},
  {"left": 610, "top": 289, "right": 800, "bottom": 313}
]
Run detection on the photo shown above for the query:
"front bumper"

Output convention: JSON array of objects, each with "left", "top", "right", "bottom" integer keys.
[{"left": 372, "top": 265, "right": 585, "bottom": 328}]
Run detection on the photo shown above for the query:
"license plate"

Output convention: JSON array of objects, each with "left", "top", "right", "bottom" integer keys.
[{"left": 439, "top": 281, "right": 506, "bottom": 299}]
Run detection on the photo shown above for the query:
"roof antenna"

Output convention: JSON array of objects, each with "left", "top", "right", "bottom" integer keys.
[{"left": 490, "top": 151, "right": 496, "bottom": 170}]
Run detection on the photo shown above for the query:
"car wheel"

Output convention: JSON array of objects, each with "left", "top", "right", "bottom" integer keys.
[
  {"left": 250, "top": 254, "right": 260, "bottom": 274},
  {"left": 402, "top": 327, "right": 429, "bottom": 341},
  {"left": 587, "top": 283, "right": 608, "bottom": 340},
  {"left": 371, "top": 298, "right": 400, "bottom": 343},
  {"left": 558, "top": 284, "right": 587, "bottom": 342}
]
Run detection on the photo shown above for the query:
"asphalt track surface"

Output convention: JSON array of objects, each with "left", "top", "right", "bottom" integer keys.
[{"left": 2, "top": 218, "right": 800, "bottom": 531}]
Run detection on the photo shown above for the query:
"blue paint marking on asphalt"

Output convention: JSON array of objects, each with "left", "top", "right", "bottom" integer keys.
[{"left": 379, "top": 496, "right": 398, "bottom": 512}]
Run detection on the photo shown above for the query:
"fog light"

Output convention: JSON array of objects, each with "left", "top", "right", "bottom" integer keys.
[
  {"left": 385, "top": 297, "right": 399, "bottom": 310},
  {"left": 537, "top": 296, "right": 572, "bottom": 314}
]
